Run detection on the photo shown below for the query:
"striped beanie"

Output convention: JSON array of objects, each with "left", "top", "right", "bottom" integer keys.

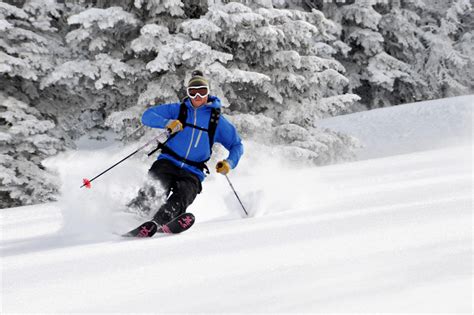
[{"left": 188, "top": 70, "right": 209, "bottom": 88}]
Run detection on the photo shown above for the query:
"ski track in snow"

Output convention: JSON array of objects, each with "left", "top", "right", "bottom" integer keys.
[{"left": 1, "top": 96, "right": 473, "bottom": 313}]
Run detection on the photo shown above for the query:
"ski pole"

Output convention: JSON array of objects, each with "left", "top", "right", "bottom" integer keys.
[
  {"left": 224, "top": 174, "right": 248, "bottom": 216},
  {"left": 81, "top": 130, "right": 169, "bottom": 189},
  {"left": 124, "top": 125, "right": 145, "bottom": 140}
]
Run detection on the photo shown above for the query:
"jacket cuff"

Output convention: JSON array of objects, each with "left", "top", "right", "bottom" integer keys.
[{"left": 226, "top": 159, "right": 235, "bottom": 169}]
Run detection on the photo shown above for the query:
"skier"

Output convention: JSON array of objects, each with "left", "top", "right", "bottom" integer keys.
[{"left": 128, "top": 70, "right": 244, "bottom": 229}]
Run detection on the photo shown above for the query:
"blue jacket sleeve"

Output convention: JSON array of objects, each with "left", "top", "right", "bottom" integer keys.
[
  {"left": 215, "top": 116, "right": 244, "bottom": 169},
  {"left": 141, "top": 103, "right": 180, "bottom": 128}
]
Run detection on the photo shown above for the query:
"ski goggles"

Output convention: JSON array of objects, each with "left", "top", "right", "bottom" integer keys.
[{"left": 187, "top": 86, "right": 209, "bottom": 99}]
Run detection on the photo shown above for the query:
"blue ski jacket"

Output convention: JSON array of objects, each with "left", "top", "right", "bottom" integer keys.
[{"left": 141, "top": 96, "right": 244, "bottom": 181}]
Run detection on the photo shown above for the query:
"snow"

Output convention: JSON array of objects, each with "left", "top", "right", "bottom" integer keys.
[
  {"left": 67, "top": 7, "right": 139, "bottom": 30},
  {"left": 317, "top": 94, "right": 473, "bottom": 159},
  {"left": 1, "top": 96, "right": 473, "bottom": 313}
]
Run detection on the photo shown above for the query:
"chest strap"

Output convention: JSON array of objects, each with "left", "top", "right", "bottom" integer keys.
[
  {"left": 183, "top": 123, "right": 208, "bottom": 132},
  {"left": 160, "top": 145, "right": 210, "bottom": 174}
]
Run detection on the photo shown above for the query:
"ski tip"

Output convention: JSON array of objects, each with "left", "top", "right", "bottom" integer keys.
[
  {"left": 162, "top": 212, "right": 195, "bottom": 234},
  {"left": 120, "top": 221, "right": 157, "bottom": 238},
  {"left": 185, "top": 213, "right": 195, "bottom": 220}
]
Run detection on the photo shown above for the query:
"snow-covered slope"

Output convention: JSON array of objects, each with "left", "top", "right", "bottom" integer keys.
[
  {"left": 317, "top": 94, "right": 473, "bottom": 159},
  {"left": 1, "top": 96, "right": 473, "bottom": 313}
]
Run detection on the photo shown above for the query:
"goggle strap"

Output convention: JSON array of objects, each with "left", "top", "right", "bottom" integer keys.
[{"left": 187, "top": 86, "right": 209, "bottom": 90}]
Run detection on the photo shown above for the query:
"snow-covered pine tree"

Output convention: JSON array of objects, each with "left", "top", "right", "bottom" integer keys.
[
  {"left": 134, "top": 0, "right": 185, "bottom": 19},
  {"left": 0, "top": 1, "right": 62, "bottom": 90},
  {"left": 378, "top": 0, "right": 473, "bottom": 102},
  {"left": 322, "top": 0, "right": 416, "bottom": 109},
  {"left": 377, "top": 0, "right": 428, "bottom": 103},
  {"left": 40, "top": 1, "right": 206, "bottom": 143},
  {"left": 179, "top": 2, "right": 360, "bottom": 165},
  {"left": 0, "top": 1, "right": 69, "bottom": 207},
  {"left": 39, "top": 5, "right": 141, "bottom": 138},
  {"left": 418, "top": 0, "right": 473, "bottom": 98},
  {"left": 0, "top": 93, "right": 60, "bottom": 208}
]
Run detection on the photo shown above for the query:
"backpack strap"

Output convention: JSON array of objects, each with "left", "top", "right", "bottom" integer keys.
[
  {"left": 207, "top": 107, "right": 221, "bottom": 153},
  {"left": 177, "top": 98, "right": 188, "bottom": 127},
  {"left": 159, "top": 99, "right": 188, "bottom": 148}
]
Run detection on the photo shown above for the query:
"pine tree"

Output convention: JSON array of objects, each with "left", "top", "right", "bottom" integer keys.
[
  {"left": 323, "top": 0, "right": 473, "bottom": 106},
  {"left": 322, "top": 0, "right": 418, "bottom": 108},
  {"left": 378, "top": 0, "right": 427, "bottom": 103},
  {"left": 0, "top": 1, "right": 69, "bottom": 207},
  {"left": 419, "top": 0, "right": 473, "bottom": 97},
  {"left": 379, "top": 0, "right": 473, "bottom": 102},
  {"left": 0, "top": 93, "right": 60, "bottom": 208},
  {"left": 39, "top": 4, "right": 143, "bottom": 139},
  {"left": 0, "top": 2, "right": 61, "bottom": 84}
]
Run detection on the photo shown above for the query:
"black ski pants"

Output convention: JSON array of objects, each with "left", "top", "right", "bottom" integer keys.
[{"left": 148, "top": 159, "right": 202, "bottom": 224}]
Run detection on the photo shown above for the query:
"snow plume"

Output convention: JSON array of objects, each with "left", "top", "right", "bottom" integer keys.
[
  {"left": 194, "top": 140, "right": 331, "bottom": 221},
  {"left": 46, "top": 138, "right": 149, "bottom": 240},
  {"left": 44, "top": 135, "right": 334, "bottom": 238}
]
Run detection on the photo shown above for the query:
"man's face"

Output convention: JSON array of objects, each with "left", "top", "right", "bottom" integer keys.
[{"left": 190, "top": 95, "right": 208, "bottom": 108}]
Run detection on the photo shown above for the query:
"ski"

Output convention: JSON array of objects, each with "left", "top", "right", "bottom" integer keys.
[{"left": 122, "top": 212, "right": 195, "bottom": 238}]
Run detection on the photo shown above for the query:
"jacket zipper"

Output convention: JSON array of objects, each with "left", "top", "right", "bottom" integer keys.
[
  {"left": 182, "top": 107, "right": 197, "bottom": 168},
  {"left": 194, "top": 130, "right": 203, "bottom": 148}
]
